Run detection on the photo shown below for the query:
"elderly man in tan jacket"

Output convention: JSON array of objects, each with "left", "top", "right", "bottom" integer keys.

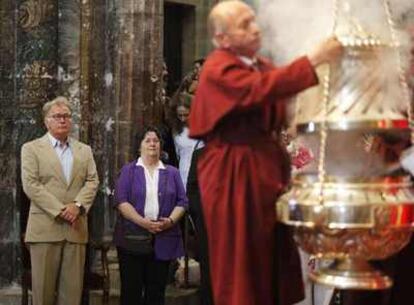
[{"left": 21, "top": 96, "right": 99, "bottom": 305}]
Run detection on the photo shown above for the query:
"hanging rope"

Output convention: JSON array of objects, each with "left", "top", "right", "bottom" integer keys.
[{"left": 317, "top": 0, "right": 340, "bottom": 204}]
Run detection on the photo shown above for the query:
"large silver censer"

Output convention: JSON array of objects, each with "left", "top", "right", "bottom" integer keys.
[{"left": 277, "top": 0, "right": 414, "bottom": 290}]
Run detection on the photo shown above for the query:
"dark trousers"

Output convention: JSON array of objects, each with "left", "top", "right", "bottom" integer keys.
[
  {"left": 189, "top": 211, "right": 214, "bottom": 305},
  {"left": 117, "top": 248, "right": 171, "bottom": 305},
  {"left": 187, "top": 147, "right": 213, "bottom": 305}
]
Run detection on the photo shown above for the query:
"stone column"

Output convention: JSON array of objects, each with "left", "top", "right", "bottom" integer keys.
[
  {"left": 0, "top": 0, "right": 19, "bottom": 288},
  {"left": 86, "top": 0, "right": 118, "bottom": 239},
  {"left": 0, "top": 0, "right": 59, "bottom": 287},
  {"left": 113, "top": 0, "right": 164, "bottom": 169}
]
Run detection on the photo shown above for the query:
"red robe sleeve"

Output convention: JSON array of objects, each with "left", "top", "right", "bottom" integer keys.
[{"left": 188, "top": 49, "right": 318, "bottom": 139}]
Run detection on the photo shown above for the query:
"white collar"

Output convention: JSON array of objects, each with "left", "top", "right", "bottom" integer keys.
[
  {"left": 47, "top": 133, "right": 70, "bottom": 147},
  {"left": 238, "top": 55, "right": 258, "bottom": 67},
  {"left": 136, "top": 157, "right": 165, "bottom": 170}
]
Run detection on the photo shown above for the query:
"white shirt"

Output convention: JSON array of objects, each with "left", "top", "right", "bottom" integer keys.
[
  {"left": 238, "top": 55, "right": 258, "bottom": 69},
  {"left": 136, "top": 157, "right": 166, "bottom": 220},
  {"left": 173, "top": 127, "right": 203, "bottom": 190},
  {"left": 47, "top": 133, "right": 73, "bottom": 183}
]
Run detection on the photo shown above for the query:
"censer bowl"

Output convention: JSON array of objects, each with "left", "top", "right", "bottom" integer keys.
[
  {"left": 277, "top": 181, "right": 414, "bottom": 289},
  {"left": 295, "top": 226, "right": 411, "bottom": 289}
]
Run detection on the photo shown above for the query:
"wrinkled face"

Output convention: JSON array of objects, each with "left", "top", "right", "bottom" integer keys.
[
  {"left": 222, "top": 5, "right": 261, "bottom": 57},
  {"left": 44, "top": 104, "right": 72, "bottom": 140},
  {"left": 177, "top": 105, "right": 190, "bottom": 124},
  {"left": 140, "top": 131, "right": 161, "bottom": 159}
]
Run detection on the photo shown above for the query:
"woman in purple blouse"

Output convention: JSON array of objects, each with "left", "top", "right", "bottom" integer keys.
[{"left": 113, "top": 126, "right": 188, "bottom": 305}]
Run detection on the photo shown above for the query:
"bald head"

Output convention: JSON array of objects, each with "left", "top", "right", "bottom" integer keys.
[
  {"left": 207, "top": 0, "right": 261, "bottom": 57},
  {"left": 208, "top": 1, "right": 252, "bottom": 45}
]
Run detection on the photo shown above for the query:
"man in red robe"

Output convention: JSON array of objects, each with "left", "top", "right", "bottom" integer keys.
[{"left": 188, "top": 1, "right": 343, "bottom": 305}]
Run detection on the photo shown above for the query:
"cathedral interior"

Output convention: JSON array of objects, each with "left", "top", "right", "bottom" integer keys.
[{"left": 0, "top": 0, "right": 413, "bottom": 305}]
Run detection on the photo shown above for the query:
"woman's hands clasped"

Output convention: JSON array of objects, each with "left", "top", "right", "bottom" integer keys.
[{"left": 140, "top": 217, "right": 174, "bottom": 234}]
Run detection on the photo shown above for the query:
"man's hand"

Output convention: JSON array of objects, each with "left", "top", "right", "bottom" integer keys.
[
  {"left": 308, "top": 36, "right": 343, "bottom": 67},
  {"left": 60, "top": 202, "right": 81, "bottom": 224}
]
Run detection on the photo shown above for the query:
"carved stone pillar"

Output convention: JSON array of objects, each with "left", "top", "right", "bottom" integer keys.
[
  {"left": 0, "top": 0, "right": 19, "bottom": 288},
  {"left": 0, "top": 0, "right": 59, "bottom": 287},
  {"left": 86, "top": 0, "right": 118, "bottom": 239},
  {"left": 113, "top": 0, "right": 164, "bottom": 169}
]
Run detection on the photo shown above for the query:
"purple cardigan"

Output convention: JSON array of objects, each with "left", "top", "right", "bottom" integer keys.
[{"left": 113, "top": 161, "right": 189, "bottom": 260}]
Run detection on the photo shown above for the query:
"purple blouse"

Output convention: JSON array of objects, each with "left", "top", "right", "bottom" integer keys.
[{"left": 113, "top": 161, "right": 188, "bottom": 260}]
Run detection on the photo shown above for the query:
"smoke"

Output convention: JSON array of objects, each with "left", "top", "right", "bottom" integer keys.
[
  {"left": 389, "top": 0, "right": 414, "bottom": 22},
  {"left": 258, "top": 0, "right": 333, "bottom": 63},
  {"left": 257, "top": 0, "right": 414, "bottom": 65},
  {"left": 256, "top": 0, "right": 414, "bottom": 123}
]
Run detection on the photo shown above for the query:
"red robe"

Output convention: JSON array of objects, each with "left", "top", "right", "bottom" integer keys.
[{"left": 188, "top": 48, "right": 318, "bottom": 305}]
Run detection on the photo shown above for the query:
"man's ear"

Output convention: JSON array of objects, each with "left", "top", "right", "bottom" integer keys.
[
  {"left": 44, "top": 118, "right": 49, "bottom": 129},
  {"left": 214, "top": 33, "right": 230, "bottom": 49}
]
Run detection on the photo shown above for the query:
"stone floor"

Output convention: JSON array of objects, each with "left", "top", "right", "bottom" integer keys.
[
  {"left": 0, "top": 285, "right": 200, "bottom": 305},
  {"left": 0, "top": 246, "right": 200, "bottom": 305}
]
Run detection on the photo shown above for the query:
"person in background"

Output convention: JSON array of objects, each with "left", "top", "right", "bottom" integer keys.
[
  {"left": 169, "top": 92, "right": 202, "bottom": 190},
  {"left": 187, "top": 58, "right": 205, "bottom": 94},
  {"left": 166, "top": 59, "right": 205, "bottom": 185},
  {"left": 21, "top": 96, "right": 99, "bottom": 305},
  {"left": 188, "top": 1, "right": 343, "bottom": 305},
  {"left": 157, "top": 61, "right": 179, "bottom": 167},
  {"left": 113, "top": 126, "right": 188, "bottom": 305},
  {"left": 170, "top": 60, "right": 207, "bottom": 294}
]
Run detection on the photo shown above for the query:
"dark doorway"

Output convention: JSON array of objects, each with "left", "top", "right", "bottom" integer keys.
[{"left": 164, "top": 2, "right": 195, "bottom": 96}]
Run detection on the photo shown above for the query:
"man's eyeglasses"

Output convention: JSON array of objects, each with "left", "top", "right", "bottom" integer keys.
[{"left": 48, "top": 113, "right": 72, "bottom": 120}]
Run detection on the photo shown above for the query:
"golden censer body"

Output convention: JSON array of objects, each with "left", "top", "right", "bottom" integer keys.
[{"left": 277, "top": 0, "right": 414, "bottom": 290}]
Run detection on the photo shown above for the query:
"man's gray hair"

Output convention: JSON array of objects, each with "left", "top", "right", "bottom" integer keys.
[
  {"left": 42, "top": 96, "right": 73, "bottom": 118},
  {"left": 208, "top": 11, "right": 230, "bottom": 47}
]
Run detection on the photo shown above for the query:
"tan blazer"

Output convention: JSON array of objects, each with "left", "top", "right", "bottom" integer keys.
[{"left": 21, "top": 134, "right": 99, "bottom": 244}]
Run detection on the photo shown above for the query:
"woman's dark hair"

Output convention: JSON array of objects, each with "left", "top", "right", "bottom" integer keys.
[
  {"left": 167, "top": 92, "right": 192, "bottom": 135},
  {"left": 165, "top": 59, "right": 204, "bottom": 135},
  {"left": 134, "top": 125, "right": 164, "bottom": 156}
]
